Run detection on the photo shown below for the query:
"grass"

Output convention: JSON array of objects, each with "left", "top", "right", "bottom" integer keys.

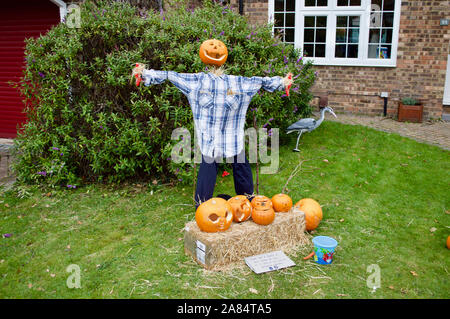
[{"left": 0, "top": 121, "right": 449, "bottom": 299}]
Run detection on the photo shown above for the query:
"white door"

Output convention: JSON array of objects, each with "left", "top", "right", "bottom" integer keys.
[{"left": 444, "top": 54, "right": 450, "bottom": 105}]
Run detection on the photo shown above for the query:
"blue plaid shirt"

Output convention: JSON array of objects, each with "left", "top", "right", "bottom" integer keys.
[{"left": 142, "top": 69, "right": 284, "bottom": 158}]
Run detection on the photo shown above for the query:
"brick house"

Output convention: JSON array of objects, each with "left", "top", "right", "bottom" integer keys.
[{"left": 230, "top": 0, "right": 450, "bottom": 119}]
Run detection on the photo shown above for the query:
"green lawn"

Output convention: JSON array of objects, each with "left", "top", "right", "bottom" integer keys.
[{"left": 0, "top": 121, "right": 449, "bottom": 299}]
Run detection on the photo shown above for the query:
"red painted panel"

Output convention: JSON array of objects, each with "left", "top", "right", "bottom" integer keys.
[{"left": 0, "top": 1, "right": 60, "bottom": 138}]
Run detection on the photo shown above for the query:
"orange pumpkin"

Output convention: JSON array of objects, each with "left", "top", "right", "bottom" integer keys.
[
  {"left": 251, "top": 195, "right": 275, "bottom": 225},
  {"left": 295, "top": 198, "right": 323, "bottom": 231},
  {"left": 195, "top": 197, "right": 233, "bottom": 232},
  {"left": 447, "top": 236, "right": 450, "bottom": 249},
  {"left": 228, "top": 195, "right": 252, "bottom": 223},
  {"left": 271, "top": 193, "right": 293, "bottom": 212},
  {"left": 199, "top": 39, "right": 228, "bottom": 66}
]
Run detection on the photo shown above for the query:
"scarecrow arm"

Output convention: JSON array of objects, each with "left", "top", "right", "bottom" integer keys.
[
  {"left": 242, "top": 73, "right": 293, "bottom": 95},
  {"left": 142, "top": 69, "right": 201, "bottom": 96}
]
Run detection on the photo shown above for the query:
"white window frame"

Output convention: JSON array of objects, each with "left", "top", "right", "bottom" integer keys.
[{"left": 268, "top": 0, "right": 402, "bottom": 67}]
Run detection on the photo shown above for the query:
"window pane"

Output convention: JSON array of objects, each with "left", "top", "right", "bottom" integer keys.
[
  {"left": 336, "top": 29, "right": 347, "bottom": 43},
  {"left": 383, "top": 0, "right": 395, "bottom": 10},
  {"left": 347, "top": 45, "right": 358, "bottom": 58},
  {"left": 275, "top": 13, "right": 284, "bottom": 27},
  {"left": 286, "top": 0, "right": 295, "bottom": 11},
  {"left": 378, "top": 45, "right": 391, "bottom": 59},
  {"left": 274, "top": 28, "right": 284, "bottom": 39},
  {"left": 350, "top": 0, "right": 361, "bottom": 5},
  {"left": 305, "top": 0, "right": 315, "bottom": 6},
  {"left": 316, "top": 29, "right": 326, "bottom": 43},
  {"left": 317, "top": 16, "right": 327, "bottom": 27},
  {"left": 315, "top": 44, "right": 326, "bottom": 57},
  {"left": 369, "top": 29, "right": 381, "bottom": 43},
  {"left": 317, "top": 0, "right": 328, "bottom": 6},
  {"left": 370, "top": 11, "right": 382, "bottom": 28},
  {"left": 337, "top": 16, "right": 347, "bottom": 27},
  {"left": 337, "top": 0, "right": 348, "bottom": 5},
  {"left": 368, "top": 44, "right": 379, "bottom": 58},
  {"left": 285, "top": 29, "right": 295, "bottom": 42},
  {"left": 383, "top": 13, "right": 394, "bottom": 27},
  {"left": 335, "top": 44, "right": 347, "bottom": 58},
  {"left": 350, "top": 16, "right": 360, "bottom": 27},
  {"left": 371, "top": 0, "right": 382, "bottom": 9},
  {"left": 381, "top": 28, "right": 392, "bottom": 44},
  {"left": 349, "top": 28, "right": 359, "bottom": 43},
  {"left": 286, "top": 13, "right": 295, "bottom": 27},
  {"left": 305, "top": 16, "right": 315, "bottom": 27},
  {"left": 303, "top": 44, "right": 314, "bottom": 56},
  {"left": 275, "top": 0, "right": 284, "bottom": 11},
  {"left": 304, "top": 29, "right": 315, "bottom": 42}
]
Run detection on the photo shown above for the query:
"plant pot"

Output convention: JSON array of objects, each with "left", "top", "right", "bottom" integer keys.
[{"left": 398, "top": 102, "right": 423, "bottom": 123}]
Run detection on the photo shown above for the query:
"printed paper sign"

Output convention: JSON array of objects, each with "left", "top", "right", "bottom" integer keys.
[
  {"left": 196, "top": 240, "right": 206, "bottom": 264},
  {"left": 244, "top": 251, "right": 295, "bottom": 274}
]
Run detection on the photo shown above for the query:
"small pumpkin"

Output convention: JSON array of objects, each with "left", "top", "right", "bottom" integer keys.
[
  {"left": 195, "top": 197, "right": 233, "bottom": 232},
  {"left": 295, "top": 198, "right": 323, "bottom": 231},
  {"left": 251, "top": 195, "right": 275, "bottom": 225},
  {"left": 199, "top": 39, "right": 228, "bottom": 66},
  {"left": 227, "top": 195, "right": 252, "bottom": 223},
  {"left": 447, "top": 235, "right": 450, "bottom": 250},
  {"left": 271, "top": 193, "right": 293, "bottom": 213}
]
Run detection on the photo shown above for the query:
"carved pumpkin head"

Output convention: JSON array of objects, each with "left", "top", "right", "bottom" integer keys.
[
  {"left": 271, "top": 193, "right": 293, "bottom": 213},
  {"left": 294, "top": 198, "right": 323, "bottom": 231},
  {"left": 195, "top": 197, "right": 233, "bottom": 232},
  {"left": 199, "top": 39, "right": 228, "bottom": 66},
  {"left": 251, "top": 195, "right": 275, "bottom": 225},
  {"left": 227, "top": 195, "right": 252, "bottom": 223}
]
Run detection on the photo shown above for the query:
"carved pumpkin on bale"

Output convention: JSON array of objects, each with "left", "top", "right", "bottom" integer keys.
[
  {"left": 271, "top": 193, "right": 293, "bottom": 213},
  {"left": 294, "top": 198, "right": 323, "bottom": 231},
  {"left": 195, "top": 198, "right": 233, "bottom": 232},
  {"left": 199, "top": 39, "right": 228, "bottom": 66},
  {"left": 251, "top": 195, "right": 275, "bottom": 225},
  {"left": 227, "top": 195, "right": 252, "bottom": 223}
]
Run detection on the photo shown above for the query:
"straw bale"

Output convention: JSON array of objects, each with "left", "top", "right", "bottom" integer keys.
[{"left": 184, "top": 207, "right": 309, "bottom": 271}]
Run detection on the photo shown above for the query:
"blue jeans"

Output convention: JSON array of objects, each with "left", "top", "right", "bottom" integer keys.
[{"left": 194, "top": 151, "right": 254, "bottom": 208}]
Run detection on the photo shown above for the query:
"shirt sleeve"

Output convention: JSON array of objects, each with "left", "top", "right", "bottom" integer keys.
[
  {"left": 142, "top": 69, "right": 200, "bottom": 96},
  {"left": 242, "top": 76, "right": 284, "bottom": 96}
]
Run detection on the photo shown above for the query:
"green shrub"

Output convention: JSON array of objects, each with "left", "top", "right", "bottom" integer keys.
[{"left": 13, "top": 0, "right": 316, "bottom": 188}]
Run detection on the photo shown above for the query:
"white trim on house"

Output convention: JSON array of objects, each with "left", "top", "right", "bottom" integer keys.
[
  {"left": 49, "top": 0, "right": 67, "bottom": 21},
  {"left": 268, "top": 0, "right": 402, "bottom": 67},
  {"left": 444, "top": 54, "right": 450, "bottom": 105}
]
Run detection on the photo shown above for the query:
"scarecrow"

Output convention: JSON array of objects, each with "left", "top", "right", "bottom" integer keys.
[{"left": 132, "top": 39, "right": 293, "bottom": 209}]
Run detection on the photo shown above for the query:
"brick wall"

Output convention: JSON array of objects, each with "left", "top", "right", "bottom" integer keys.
[
  {"left": 230, "top": 0, "right": 269, "bottom": 26},
  {"left": 231, "top": 0, "right": 450, "bottom": 119}
]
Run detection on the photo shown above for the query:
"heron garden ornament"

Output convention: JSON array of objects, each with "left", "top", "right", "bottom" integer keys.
[{"left": 286, "top": 106, "right": 337, "bottom": 152}]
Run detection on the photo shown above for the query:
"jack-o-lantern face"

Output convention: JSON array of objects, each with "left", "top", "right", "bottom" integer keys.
[
  {"left": 228, "top": 195, "right": 252, "bottom": 222},
  {"left": 195, "top": 197, "right": 233, "bottom": 232},
  {"left": 199, "top": 39, "right": 228, "bottom": 66}
]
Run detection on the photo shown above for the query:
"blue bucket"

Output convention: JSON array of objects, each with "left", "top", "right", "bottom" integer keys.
[{"left": 312, "top": 236, "right": 338, "bottom": 265}]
